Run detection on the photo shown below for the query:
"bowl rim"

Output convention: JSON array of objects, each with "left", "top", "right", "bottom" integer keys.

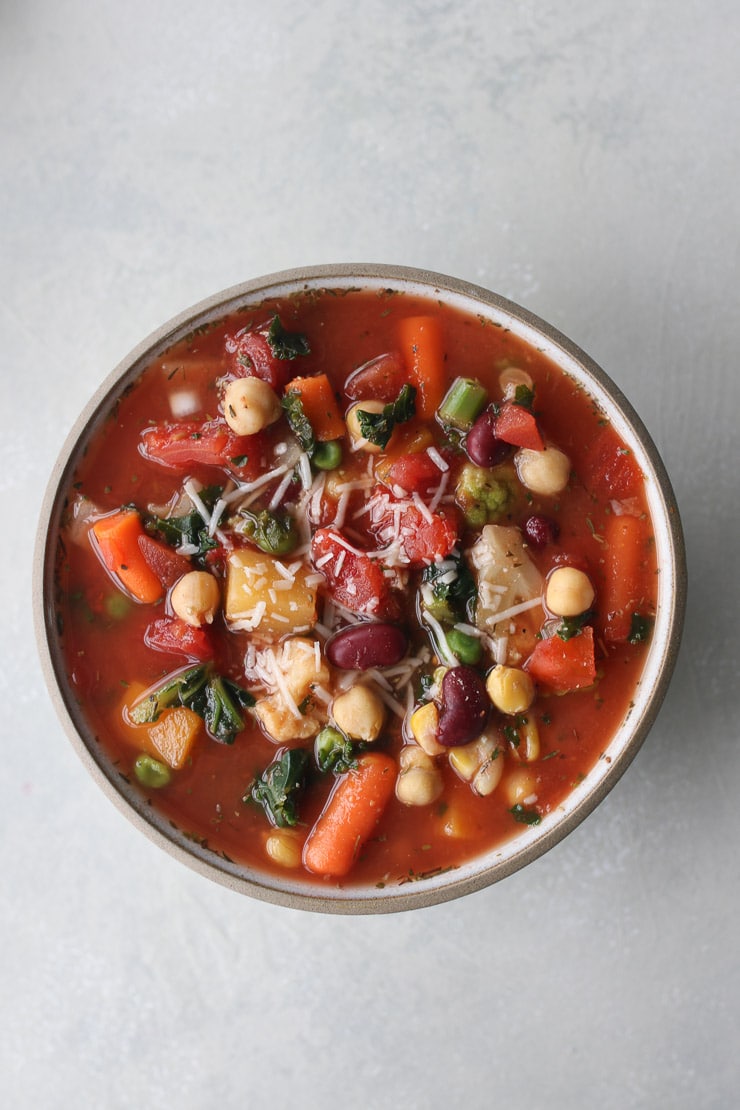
[{"left": 33, "top": 263, "right": 687, "bottom": 914}]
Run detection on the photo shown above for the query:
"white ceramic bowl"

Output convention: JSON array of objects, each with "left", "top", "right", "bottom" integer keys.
[{"left": 34, "top": 264, "right": 687, "bottom": 913}]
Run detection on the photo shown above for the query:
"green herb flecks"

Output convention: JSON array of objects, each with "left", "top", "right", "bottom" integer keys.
[
  {"left": 557, "top": 610, "right": 594, "bottom": 641},
  {"left": 628, "top": 613, "right": 654, "bottom": 644},
  {"left": 239, "top": 508, "right": 298, "bottom": 556},
  {"left": 509, "top": 804, "right": 541, "bottom": 826},
  {"left": 357, "top": 384, "right": 417, "bottom": 449},
  {"left": 248, "top": 748, "right": 309, "bottom": 827},
  {"left": 513, "top": 384, "right": 535, "bottom": 410},
  {"left": 267, "top": 315, "right": 311, "bottom": 360}
]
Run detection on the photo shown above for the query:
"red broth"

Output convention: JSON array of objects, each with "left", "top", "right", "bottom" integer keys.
[{"left": 55, "top": 288, "right": 657, "bottom": 889}]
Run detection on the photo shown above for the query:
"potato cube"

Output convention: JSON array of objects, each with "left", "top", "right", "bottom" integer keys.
[
  {"left": 148, "top": 706, "right": 203, "bottom": 769},
  {"left": 224, "top": 550, "right": 318, "bottom": 638}
]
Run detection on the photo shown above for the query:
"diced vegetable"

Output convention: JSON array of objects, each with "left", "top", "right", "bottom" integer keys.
[
  {"left": 138, "top": 534, "right": 191, "bottom": 587},
  {"left": 140, "top": 420, "right": 262, "bottom": 476},
  {"left": 225, "top": 548, "right": 318, "bottom": 636},
  {"left": 601, "top": 513, "right": 651, "bottom": 642},
  {"left": 284, "top": 374, "right": 345, "bottom": 442},
  {"left": 525, "top": 626, "right": 597, "bottom": 693},
  {"left": 148, "top": 706, "right": 203, "bottom": 769},
  {"left": 469, "top": 524, "right": 543, "bottom": 640},
  {"left": 494, "top": 401, "right": 545, "bottom": 451},
  {"left": 455, "top": 462, "right": 513, "bottom": 528},
  {"left": 130, "top": 663, "right": 254, "bottom": 745},
  {"left": 311, "top": 528, "right": 402, "bottom": 619},
  {"left": 438, "top": 377, "right": 488, "bottom": 430},
  {"left": 343, "top": 351, "right": 407, "bottom": 404},
  {"left": 303, "top": 753, "right": 397, "bottom": 877},
  {"left": 92, "top": 510, "right": 163, "bottom": 604},
  {"left": 382, "top": 451, "right": 447, "bottom": 497},
  {"left": 398, "top": 315, "right": 446, "bottom": 420},
  {"left": 370, "top": 500, "right": 460, "bottom": 568},
  {"left": 145, "top": 616, "right": 213, "bottom": 661}
]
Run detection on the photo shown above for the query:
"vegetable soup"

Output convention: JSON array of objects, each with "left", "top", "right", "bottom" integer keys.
[{"left": 54, "top": 287, "right": 658, "bottom": 890}]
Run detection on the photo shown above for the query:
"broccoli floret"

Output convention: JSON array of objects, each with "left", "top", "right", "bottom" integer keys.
[{"left": 455, "top": 463, "right": 513, "bottom": 528}]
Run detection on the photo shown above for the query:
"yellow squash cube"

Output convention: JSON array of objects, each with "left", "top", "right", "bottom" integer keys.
[{"left": 224, "top": 549, "right": 318, "bottom": 638}]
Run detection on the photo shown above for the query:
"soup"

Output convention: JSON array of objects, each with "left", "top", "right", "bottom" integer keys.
[{"left": 54, "top": 287, "right": 657, "bottom": 889}]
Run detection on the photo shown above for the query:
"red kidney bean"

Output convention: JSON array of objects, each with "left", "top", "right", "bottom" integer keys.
[
  {"left": 437, "top": 666, "right": 490, "bottom": 747},
  {"left": 465, "top": 409, "right": 513, "bottom": 468},
  {"left": 523, "top": 513, "right": 560, "bottom": 549},
  {"left": 326, "top": 622, "right": 408, "bottom": 670}
]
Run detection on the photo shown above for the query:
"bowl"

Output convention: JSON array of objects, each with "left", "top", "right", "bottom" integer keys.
[{"left": 34, "top": 264, "right": 686, "bottom": 913}]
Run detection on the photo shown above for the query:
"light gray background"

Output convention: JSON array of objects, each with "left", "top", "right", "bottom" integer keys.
[{"left": 2, "top": 1, "right": 738, "bottom": 1107}]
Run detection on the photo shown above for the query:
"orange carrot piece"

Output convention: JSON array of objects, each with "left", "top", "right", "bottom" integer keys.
[
  {"left": 303, "top": 752, "right": 397, "bottom": 877},
  {"left": 285, "top": 374, "right": 345, "bottom": 441},
  {"left": 601, "top": 513, "right": 649, "bottom": 642},
  {"left": 398, "top": 316, "right": 446, "bottom": 421},
  {"left": 92, "top": 510, "right": 163, "bottom": 604}
]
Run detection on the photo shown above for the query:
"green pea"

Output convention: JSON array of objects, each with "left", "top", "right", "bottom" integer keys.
[
  {"left": 312, "top": 440, "right": 342, "bottom": 471},
  {"left": 134, "top": 753, "right": 171, "bottom": 789},
  {"left": 446, "top": 629, "right": 482, "bottom": 666},
  {"left": 105, "top": 592, "right": 132, "bottom": 620}
]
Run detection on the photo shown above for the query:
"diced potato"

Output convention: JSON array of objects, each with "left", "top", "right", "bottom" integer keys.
[
  {"left": 224, "top": 549, "right": 318, "bottom": 638},
  {"left": 469, "top": 524, "right": 543, "bottom": 640},
  {"left": 148, "top": 707, "right": 202, "bottom": 769},
  {"left": 254, "top": 693, "right": 322, "bottom": 744}
]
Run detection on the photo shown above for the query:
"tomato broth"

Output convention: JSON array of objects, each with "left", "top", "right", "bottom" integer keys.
[{"left": 55, "top": 288, "right": 658, "bottom": 890}]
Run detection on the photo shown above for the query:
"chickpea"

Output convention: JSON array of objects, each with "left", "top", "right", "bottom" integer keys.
[
  {"left": 265, "top": 829, "right": 303, "bottom": 869},
  {"left": 332, "top": 685, "right": 385, "bottom": 742},
  {"left": 346, "top": 400, "right": 385, "bottom": 453},
  {"left": 486, "top": 665, "right": 536, "bottom": 716},
  {"left": 222, "top": 377, "right": 281, "bottom": 436},
  {"left": 545, "top": 566, "right": 595, "bottom": 617},
  {"left": 170, "top": 570, "right": 220, "bottom": 628},
  {"left": 515, "top": 444, "right": 571, "bottom": 495},
  {"left": 396, "top": 746, "right": 444, "bottom": 807},
  {"left": 499, "top": 366, "right": 534, "bottom": 399}
]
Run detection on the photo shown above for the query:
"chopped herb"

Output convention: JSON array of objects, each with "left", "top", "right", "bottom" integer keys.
[
  {"left": 146, "top": 485, "right": 223, "bottom": 564},
  {"left": 513, "top": 384, "right": 535, "bottom": 410},
  {"left": 315, "top": 726, "right": 357, "bottom": 774},
  {"left": 266, "top": 315, "right": 311, "bottom": 360},
  {"left": 509, "top": 804, "right": 541, "bottom": 826},
  {"left": 239, "top": 508, "right": 298, "bottom": 555},
  {"left": 248, "top": 748, "right": 309, "bottom": 827},
  {"left": 282, "top": 390, "right": 316, "bottom": 456},
  {"left": 421, "top": 551, "right": 476, "bottom": 623},
  {"left": 230, "top": 454, "right": 248, "bottom": 467},
  {"left": 557, "top": 610, "right": 594, "bottom": 641},
  {"left": 357, "top": 383, "right": 416, "bottom": 449},
  {"left": 628, "top": 613, "right": 654, "bottom": 644}
]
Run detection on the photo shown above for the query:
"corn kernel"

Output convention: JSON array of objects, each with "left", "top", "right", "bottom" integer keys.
[
  {"left": 265, "top": 829, "right": 303, "bottom": 869},
  {"left": 486, "top": 665, "right": 535, "bottom": 716}
]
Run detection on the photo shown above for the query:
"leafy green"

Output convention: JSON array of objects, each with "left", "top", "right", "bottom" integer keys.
[
  {"left": 509, "top": 804, "right": 541, "bottom": 826},
  {"left": 513, "top": 384, "right": 535, "bottom": 410},
  {"left": 282, "top": 390, "right": 316, "bottom": 456},
  {"left": 421, "top": 552, "right": 476, "bottom": 623},
  {"left": 267, "top": 315, "right": 311, "bottom": 360},
  {"left": 130, "top": 664, "right": 254, "bottom": 745},
  {"left": 239, "top": 508, "right": 298, "bottom": 555},
  {"left": 455, "top": 462, "right": 513, "bottom": 528},
  {"left": 315, "top": 727, "right": 357, "bottom": 775},
  {"left": 146, "top": 484, "right": 223, "bottom": 562},
  {"left": 628, "top": 613, "right": 654, "bottom": 644},
  {"left": 357, "top": 383, "right": 417, "bottom": 449},
  {"left": 556, "top": 611, "right": 594, "bottom": 641},
  {"left": 249, "top": 748, "right": 309, "bottom": 827}
]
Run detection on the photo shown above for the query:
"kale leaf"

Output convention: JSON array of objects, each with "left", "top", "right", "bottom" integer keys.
[
  {"left": 556, "top": 610, "right": 594, "bottom": 641},
  {"left": 267, "top": 315, "right": 311, "bottom": 360},
  {"left": 315, "top": 726, "right": 357, "bottom": 775},
  {"left": 281, "top": 390, "right": 316, "bottom": 456},
  {"left": 146, "top": 485, "right": 223, "bottom": 562},
  {"left": 357, "top": 383, "right": 417, "bottom": 449},
  {"left": 239, "top": 508, "right": 298, "bottom": 555},
  {"left": 249, "top": 748, "right": 309, "bottom": 827},
  {"left": 509, "top": 804, "right": 541, "bottom": 826},
  {"left": 628, "top": 613, "right": 654, "bottom": 644},
  {"left": 129, "top": 664, "right": 254, "bottom": 745},
  {"left": 421, "top": 551, "right": 476, "bottom": 623}
]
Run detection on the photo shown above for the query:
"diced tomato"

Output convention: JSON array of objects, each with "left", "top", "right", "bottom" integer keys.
[
  {"left": 343, "top": 352, "right": 408, "bottom": 404},
  {"left": 525, "top": 626, "right": 597, "bottom": 693},
  {"left": 370, "top": 497, "right": 460, "bottom": 568},
  {"left": 584, "top": 426, "right": 643, "bottom": 500},
  {"left": 383, "top": 451, "right": 449, "bottom": 497},
  {"left": 140, "top": 420, "right": 263, "bottom": 478},
  {"left": 229, "top": 329, "right": 292, "bottom": 391},
  {"left": 494, "top": 401, "right": 545, "bottom": 450},
  {"left": 138, "top": 534, "right": 192, "bottom": 588},
  {"left": 144, "top": 616, "right": 214, "bottom": 661},
  {"left": 311, "top": 529, "right": 403, "bottom": 619}
]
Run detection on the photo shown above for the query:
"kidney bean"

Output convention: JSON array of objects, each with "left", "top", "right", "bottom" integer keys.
[
  {"left": 437, "top": 666, "right": 490, "bottom": 747},
  {"left": 326, "top": 622, "right": 408, "bottom": 671},
  {"left": 465, "top": 409, "right": 513, "bottom": 468},
  {"left": 523, "top": 513, "right": 560, "bottom": 549}
]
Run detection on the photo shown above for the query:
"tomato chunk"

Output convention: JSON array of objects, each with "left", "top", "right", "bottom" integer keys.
[
  {"left": 138, "top": 534, "right": 192, "bottom": 588},
  {"left": 584, "top": 426, "right": 643, "bottom": 500},
  {"left": 525, "top": 626, "right": 597, "bottom": 693},
  {"left": 371, "top": 496, "right": 460, "bottom": 568},
  {"left": 140, "top": 420, "right": 263, "bottom": 478},
  {"left": 343, "top": 352, "right": 408, "bottom": 404},
  {"left": 230, "top": 330, "right": 292, "bottom": 391},
  {"left": 311, "top": 529, "right": 402, "bottom": 619},
  {"left": 494, "top": 401, "right": 545, "bottom": 450},
  {"left": 144, "top": 616, "right": 214, "bottom": 661},
  {"left": 383, "top": 452, "right": 448, "bottom": 497}
]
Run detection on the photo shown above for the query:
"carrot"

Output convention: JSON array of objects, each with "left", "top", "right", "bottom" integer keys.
[
  {"left": 285, "top": 374, "right": 345, "bottom": 441},
  {"left": 398, "top": 316, "right": 446, "bottom": 420},
  {"left": 601, "top": 513, "right": 650, "bottom": 642},
  {"left": 92, "top": 510, "right": 163, "bottom": 604},
  {"left": 303, "top": 752, "right": 396, "bottom": 877}
]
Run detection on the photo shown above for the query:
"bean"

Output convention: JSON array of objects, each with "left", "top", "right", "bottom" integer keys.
[
  {"left": 326, "top": 622, "right": 408, "bottom": 670},
  {"left": 465, "top": 409, "right": 512, "bottom": 468},
  {"left": 437, "top": 666, "right": 490, "bottom": 748},
  {"left": 523, "top": 513, "right": 560, "bottom": 549}
]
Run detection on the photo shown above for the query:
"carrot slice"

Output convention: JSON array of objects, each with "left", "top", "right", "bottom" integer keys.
[
  {"left": 285, "top": 374, "right": 345, "bottom": 441},
  {"left": 303, "top": 752, "right": 397, "bottom": 877},
  {"left": 398, "top": 316, "right": 446, "bottom": 421},
  {"left": 92, "top": 510, "right": 163, "bottom": 604},
  {"left": 601, "top": 514, "right": 650, "bottom": 642}
]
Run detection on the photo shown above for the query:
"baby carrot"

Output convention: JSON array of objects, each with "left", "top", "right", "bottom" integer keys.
[
  {"left": 601, "top": 513, "right": 650, "bottom": 642},
  {"left": 285, "top": 374, "right": 345, "bottom": 441},
  {"left": 92, "top": 509, "right": 163, "bottom": 604},
  {"left": 303, "top": 752, "right": 397, "bottom": 878},
  {"left": 398, "top": 316, "right": 446, "bottom": 421}
]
